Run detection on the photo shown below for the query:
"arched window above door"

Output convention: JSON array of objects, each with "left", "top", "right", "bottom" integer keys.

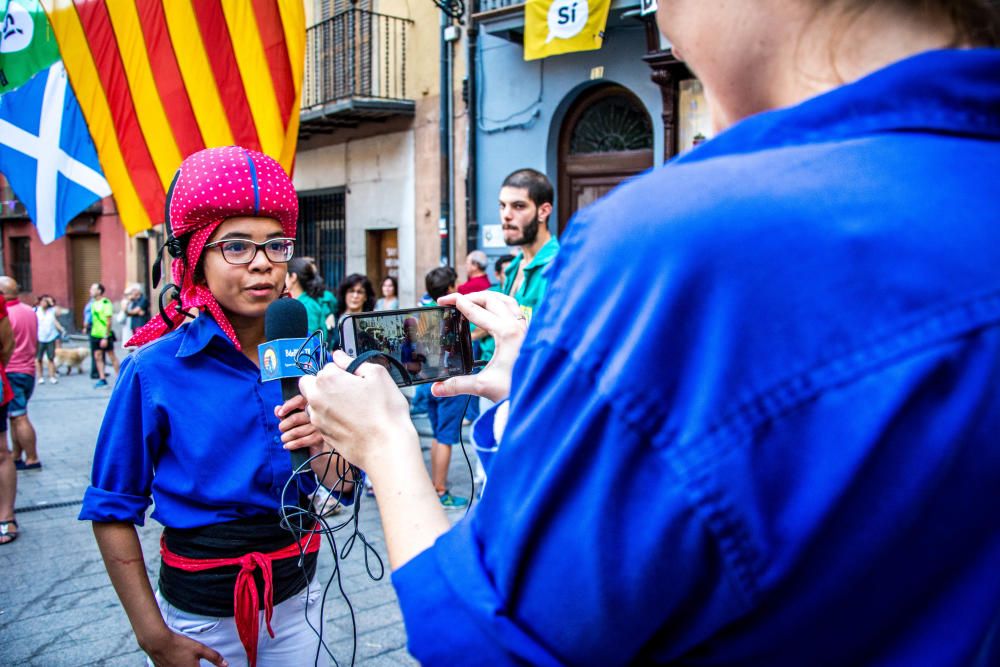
[{"left": 569, "top": 95, "right": 653, "bottom": 154}]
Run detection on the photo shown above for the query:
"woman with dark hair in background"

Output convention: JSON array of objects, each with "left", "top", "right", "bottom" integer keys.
[
  {"left": 328, "top": 274, "right": 376, "bottom": 351},
  {"left": 335, "top": 274, "right": 376, "bottom": 325},
  {"left": 286, "top": 256, "right": 326, "bottom": 338},
  {"left": 375, "top": 276, "right": 399, "bottom": 311},
  {"left": 300, "top": 0, "right": 1000, "bottom": 664}
]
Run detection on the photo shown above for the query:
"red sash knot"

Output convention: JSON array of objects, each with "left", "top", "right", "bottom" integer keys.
[{"left": 160, "top": 531, "right": 320, "bottom": 667}]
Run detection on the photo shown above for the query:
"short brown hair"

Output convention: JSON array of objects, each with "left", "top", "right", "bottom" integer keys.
[
  {"left": 834, "top": 0, "right": 1000, "bottom": 47},
  {"left": 501, "top": 169, "right": 554, "bottom": 208}
]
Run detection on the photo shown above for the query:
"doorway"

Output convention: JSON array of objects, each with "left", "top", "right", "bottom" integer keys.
[
  {"left": 558, "top": 85, "right": 654, "bottom": 233},
  {"left": 70, "top": 235, "right": 101, "bottom": 330},
  {"left": 366, "top": 228, "right": 399, "bottom": 286}
]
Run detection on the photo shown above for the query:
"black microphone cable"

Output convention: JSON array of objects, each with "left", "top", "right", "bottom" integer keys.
[
  {"left": 275, "top": 330, "right": 386, "bottom": 667},
  {"left": 279, "top": 334, "right": 484, "bottom": 665}
]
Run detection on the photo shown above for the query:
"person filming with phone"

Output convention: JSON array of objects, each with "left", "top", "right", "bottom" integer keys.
[{"left": 298, "top": 0, "right": 1000, "bottom": 664}]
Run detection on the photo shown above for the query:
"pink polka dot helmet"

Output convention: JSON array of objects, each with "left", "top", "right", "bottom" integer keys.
[{"left": 127, "top": 146, "right": 298, "bottom": 350}]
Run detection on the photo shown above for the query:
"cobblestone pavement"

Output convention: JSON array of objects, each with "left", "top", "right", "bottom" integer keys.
[{"left": 0, "top": 359, "right": 477, "bottom": 666}]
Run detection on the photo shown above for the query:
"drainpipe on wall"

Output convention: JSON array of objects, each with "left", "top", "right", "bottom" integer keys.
[
  {"left": 439, "top": 12, "right": 453, "bottom": 267},
  {"left": 465, "top": 21, "right": 479, "bottom": 252}
]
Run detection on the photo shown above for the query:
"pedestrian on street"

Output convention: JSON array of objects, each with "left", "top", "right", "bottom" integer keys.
[
  {"left": 422, "top": 266, "right": 469, "bottom": 510},
  {"left": 0, "top": 277, "right": 41, "bottom": 472},
  {"left": 88, "top": 283, "right": 118, "bottom": 388},
  {"left": 298, "top": 0, "right": 1000, "bottom": 664},
  {"left": 80, "top": 146, "right": 351, "bottom": 667},
  {"left": 35, "top": 294, "right": 66, "bottom": 384},
  {"left": 285, "top": 257, "right": 326, "bottom": 339},
  {"left": 457, "top": 251, "right": 491, "bottom": 296},
  {"left": 300, "top": 256, "right": 339, "bottom": 345},
  {"left": 472, "top": 254, "right": 514, "bottom": 366},
  {"left": 0, "top": 298, "right": 17, "bottom": 545},
  {"left": 457, "top": 251, "right": 491, "bottom": 424},
  {"left": 498, "top": 168, "right": 560, "bottom": 325},
  {"left": 119, "top": 283, "right": 149, "bottom": 346},
  {"left": 83, "top": 294, "right": 96, "bottom": 378},
  {"left": 375, "top": 275, "right": 399, "bottom": 311},
  {"left": 331, "top": 273, "right": 375, "bottom": 350}
]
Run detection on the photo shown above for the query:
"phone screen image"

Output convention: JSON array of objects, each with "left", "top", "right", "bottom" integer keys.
[{"left": 341, "top": 307, "right": 472, "bottom": 385}]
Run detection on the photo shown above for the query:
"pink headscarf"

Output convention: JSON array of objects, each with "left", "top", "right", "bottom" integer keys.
[{"left": 127, "top": 146, "right": 298, "bottom": 351}]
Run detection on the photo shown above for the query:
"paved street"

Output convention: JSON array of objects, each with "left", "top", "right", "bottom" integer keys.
[{"left": 0, "top": 358, "right": 475, "bottom": 666}]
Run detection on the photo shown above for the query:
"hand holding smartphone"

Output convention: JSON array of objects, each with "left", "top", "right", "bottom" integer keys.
[{"left": 339, "top": 306, "right": 474, "bottom": 386}]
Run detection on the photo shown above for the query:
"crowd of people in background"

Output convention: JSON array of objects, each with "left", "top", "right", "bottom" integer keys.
[
  {"left": 0, "top": 163, "right": 551, "bottom": 549},
  {"left": 0, "top": 279, "right": 160, "bottom": 546}
]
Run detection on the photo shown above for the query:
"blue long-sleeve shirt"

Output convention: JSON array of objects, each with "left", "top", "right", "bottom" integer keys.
[
  {"left": 391, "top": 49, "right": 1000, "bottom": 665},
  {"left": 80, "top": 313, "right": 315, "bottom": 528}
]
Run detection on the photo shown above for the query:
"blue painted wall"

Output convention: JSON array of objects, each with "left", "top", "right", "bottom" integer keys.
[{"left": 474, "top": 20, "right": 663, "bottom": 253}]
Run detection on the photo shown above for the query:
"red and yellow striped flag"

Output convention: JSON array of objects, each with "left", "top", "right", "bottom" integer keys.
[{"left": 40, "top": 0, "right": 305, "bottom": 234}]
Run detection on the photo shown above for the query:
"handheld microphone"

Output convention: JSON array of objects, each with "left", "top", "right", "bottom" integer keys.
[{"left": 264, "top": 297, "right": 311, "bottom": 472}]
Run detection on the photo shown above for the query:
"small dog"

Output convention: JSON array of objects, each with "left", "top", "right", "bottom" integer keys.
[{"left": 54, "top": 347, "right": 90, "bottom": 375}]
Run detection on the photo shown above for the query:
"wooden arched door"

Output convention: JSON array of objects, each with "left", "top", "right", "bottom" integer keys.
[{"left": 558, "top": 85, "right": 654, "bottom": 233}]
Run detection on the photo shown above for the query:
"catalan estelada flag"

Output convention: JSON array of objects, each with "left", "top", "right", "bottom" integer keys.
[{"left": 39, "top": 0, "right": 305, "bottom": 234}]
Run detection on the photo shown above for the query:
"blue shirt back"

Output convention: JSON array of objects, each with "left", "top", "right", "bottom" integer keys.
[
  {"left": 391, "top": 49, "right": 1000, "bottom": 666},
  {"left": 80, "top": 313, "right": 311, "bottom": 529}
]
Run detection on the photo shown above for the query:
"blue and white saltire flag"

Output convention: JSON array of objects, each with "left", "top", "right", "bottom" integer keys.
[{"left": 0, "top": 61, "right": 110, "bottom": 244}]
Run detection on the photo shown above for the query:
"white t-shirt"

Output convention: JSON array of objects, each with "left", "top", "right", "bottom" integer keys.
[{"left": 37, "top": 307, "right": 60, "bottom": 343}]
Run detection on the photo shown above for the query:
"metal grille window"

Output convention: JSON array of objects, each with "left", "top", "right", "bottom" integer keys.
[
  {"left": 297, "top": 189, "right": 347, "bottom": 293},
  {"left": 10, "top": 237, "right": 31, "bottom": 292},
  {"left": 570, "top": 95, "right": 653, "bottom": 154}
]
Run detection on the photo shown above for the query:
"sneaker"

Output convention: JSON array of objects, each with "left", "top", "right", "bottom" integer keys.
[
  {"left": 438, "top": 491, "right": 469, "bottom": 510},
  {"left": 49, "top": 377, "right": 58, "bottom": 384},
  {"left": 38, "top": 377, "right": 44, "bottom": 385},
  {"left": 94, "top": 379, "right": 108, "bottom": 388}
]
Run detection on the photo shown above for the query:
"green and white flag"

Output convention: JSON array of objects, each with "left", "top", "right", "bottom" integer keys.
[{"left": 0, "top": 0, "right": 60, "bottom": 94}]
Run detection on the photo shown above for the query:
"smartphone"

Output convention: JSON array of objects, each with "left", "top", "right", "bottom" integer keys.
[{"left": 339, "top": 306, "right": 474, "bottom": 386}]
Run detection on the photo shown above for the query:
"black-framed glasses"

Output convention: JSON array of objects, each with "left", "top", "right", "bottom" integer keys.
[{"left": 204, "top": 238, "right": 295, "bottom": 265}]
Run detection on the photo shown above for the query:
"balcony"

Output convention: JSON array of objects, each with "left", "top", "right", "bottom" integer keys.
[
  {"left": 472, "top": 0, "right": 526, "bottom": 41},
  {"left": 472, "top": 0, "right": 646, "bottom": 43},
  {"left": 1, "top": 177, "right": 103, "bottom": 222},
  {"left": 0, "top": 197, "right": 29, "bottom": 221},
  {"left": 474, "top": 0, "right": 524, "bottom": 17},
  {"left": 299, "top": 10, "right": 415, "bottom": 138},
  {"left": 0, "top": 177, "right": 28, "bottom": 220}
]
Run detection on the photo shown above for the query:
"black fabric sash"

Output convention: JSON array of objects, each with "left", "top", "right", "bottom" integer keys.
[{"left": 158, "top": 515, "right": 317, "bottom": 617}]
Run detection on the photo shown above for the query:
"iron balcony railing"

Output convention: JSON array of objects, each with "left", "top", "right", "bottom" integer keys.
[
  {"left": 475, "top": 0, "right": 524, "bottom": 14},
  {"left": 302, "top": 9, "right": 413, "bottom": 108}
]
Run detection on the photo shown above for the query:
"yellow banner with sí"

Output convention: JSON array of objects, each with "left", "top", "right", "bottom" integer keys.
[{"left": 523, "top": 0, "right": 612, "bottom": 61}]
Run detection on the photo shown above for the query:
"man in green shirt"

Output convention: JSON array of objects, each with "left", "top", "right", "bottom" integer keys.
[
  {"left": 469, "top": 170, "right": 561, "bottom": 488},
  {"left": 498, "top": 168, "right": 560, "bottom": 324},
  {"left": 88, "top": 283, "right": 119, "bottom": 388}
]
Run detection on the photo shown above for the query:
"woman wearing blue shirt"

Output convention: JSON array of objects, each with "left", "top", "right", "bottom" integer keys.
[
  {"left": 80, "top": 147, "right": 347, "bottom": 667},
  {"left": 300, "top": 1, "right": 1000, "bottom": 665}
]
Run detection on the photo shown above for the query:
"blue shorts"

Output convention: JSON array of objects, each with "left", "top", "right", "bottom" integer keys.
[
  {"left": 427, "top": 393, "right": 466, "bottom": 446},
  {"left": 7, "top": 373, "right": 35, "bottom": 418}
]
